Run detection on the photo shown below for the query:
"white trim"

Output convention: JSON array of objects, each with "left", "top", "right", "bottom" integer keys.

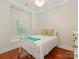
[
  {"left": 0, "top": 45, "right": 17, "bottom": 54},
  {"left": 8, "top": 0, "right": 71, "bottom": 14},
  {"left": 36, "top": 0, "right": 71, "bottom": 14},
  {"left": 0, "top": 44, "right": 73, "bottom": 54},
  {"left": 57, "top": 45, "right": 74, "bottom": 51},
  {"left": 8, "top": 0, "right": 35, "bottom": 14}
]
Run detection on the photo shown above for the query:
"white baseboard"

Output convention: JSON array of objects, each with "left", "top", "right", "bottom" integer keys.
[
  {"left": 57, "top": 45, "right": 74, "bottom": 51},
  {"left": 0, "top": 44, "right": 74, "bottom": 54},
  {"left": 0, "top": 45, "right": 17, "bottom": 54}
]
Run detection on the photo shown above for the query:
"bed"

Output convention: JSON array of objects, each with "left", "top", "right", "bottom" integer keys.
[
  {"left": 16, "top": 20, "right": 58, "bottom": 59},
  {"left": 21, "top": 34, "right": 58, "bottom": 59}
]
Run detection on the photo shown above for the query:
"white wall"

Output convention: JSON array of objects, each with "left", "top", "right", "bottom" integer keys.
[
  {"left": 0, "top": 2, "right": 37, "bottom": 53},
  {"left": 36, "top": 0, "right": 78, "bottom": 50},
  {"left": 0, "top": 0, "right": 17, "bottom": 52},
  {"left": 10, "top": 6, "right": 37, "bottom": 38},
  {"left": 0, "top": 0, "right": 77, "bottom": 52},
  {"left": 0, "top": 0, "right": 37, "bottom": 53}
]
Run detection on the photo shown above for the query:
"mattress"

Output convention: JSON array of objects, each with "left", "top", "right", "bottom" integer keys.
[{"left": 21, "top": 35, "right": 58, "bottom": 59}]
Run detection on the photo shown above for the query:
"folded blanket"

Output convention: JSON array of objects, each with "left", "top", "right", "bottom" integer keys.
[{"left": 25, "top": 36, "right": 40, "bottom": 41}]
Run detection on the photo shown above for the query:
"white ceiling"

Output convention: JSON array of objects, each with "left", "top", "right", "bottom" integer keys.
[{"left": 9, "top": 0, "right": 70, "bottom": 13}]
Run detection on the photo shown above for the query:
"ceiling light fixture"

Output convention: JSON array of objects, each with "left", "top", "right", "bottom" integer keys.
[{"left": 35, "top": 0, "right": 46, "bottom": 7}]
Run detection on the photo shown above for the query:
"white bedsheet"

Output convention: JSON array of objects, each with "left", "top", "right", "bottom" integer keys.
[{"left": 21, "top": 35, "right": 58, "bottom": 59}]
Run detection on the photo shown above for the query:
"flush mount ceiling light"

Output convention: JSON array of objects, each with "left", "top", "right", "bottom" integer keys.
[{"left": 35, "top": 0, "right": 46, "bottom": 7}]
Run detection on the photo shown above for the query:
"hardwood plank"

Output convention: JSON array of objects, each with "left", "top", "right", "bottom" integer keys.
[{"left": 0, "top": 47, "right": 74, "bottom": 59}]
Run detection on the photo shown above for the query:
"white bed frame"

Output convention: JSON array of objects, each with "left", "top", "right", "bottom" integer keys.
[{"left": 21, "top": 35, "right": 58, "bottom": 59}]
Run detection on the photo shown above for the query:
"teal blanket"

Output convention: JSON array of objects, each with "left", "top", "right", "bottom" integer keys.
[{"left": 25, "top": 36, "right": 40, "bottom": 41}]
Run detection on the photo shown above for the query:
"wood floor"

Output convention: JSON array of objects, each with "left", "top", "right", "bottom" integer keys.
[{"left": 0, "top": 47, "right": 74, "bottom": 59}]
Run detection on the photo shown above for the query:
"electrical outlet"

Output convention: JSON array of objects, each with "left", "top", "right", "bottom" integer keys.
[{"left": 10, "top": 39, "right": 20, "bottom": 42}]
